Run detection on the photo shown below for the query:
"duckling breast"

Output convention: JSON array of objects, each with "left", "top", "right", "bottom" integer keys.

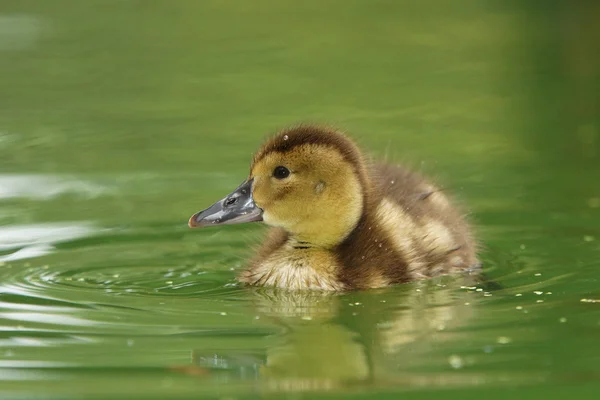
[{"left": 240, "top": 234, "right": 346, "bottom": 291}]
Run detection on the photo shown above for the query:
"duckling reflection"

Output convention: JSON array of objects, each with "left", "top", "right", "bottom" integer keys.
[
  {"left": 189, "top": 125, "right": 479, "bottom": 290},
  {"left": 190, "top": 275, "right": 479, "bottom": 393}
]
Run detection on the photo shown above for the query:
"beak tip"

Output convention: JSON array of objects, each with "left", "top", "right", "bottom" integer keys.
[
  {"left": 188, "top": 214, "right": 199, "bottom": 228},
  {"left": 188, "top": 179, "right": 261, "bottom": 229}
]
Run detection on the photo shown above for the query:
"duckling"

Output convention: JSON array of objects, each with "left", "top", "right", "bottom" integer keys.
[{"left": 189, "top": 125, "right": 479, "bottom": 291}]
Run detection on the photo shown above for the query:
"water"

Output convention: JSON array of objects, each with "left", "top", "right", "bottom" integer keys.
[{"left": 1, "top": 1, "right": 599, "bottom": 399}]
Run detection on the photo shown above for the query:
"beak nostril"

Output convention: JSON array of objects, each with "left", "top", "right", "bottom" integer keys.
[{"left": 225, "top": 197, "right": 237, "bottom": 206}]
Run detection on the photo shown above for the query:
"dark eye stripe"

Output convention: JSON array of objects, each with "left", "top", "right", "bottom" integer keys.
[{"left": 273, "top": 166, "right": 290, "bottom": 179}]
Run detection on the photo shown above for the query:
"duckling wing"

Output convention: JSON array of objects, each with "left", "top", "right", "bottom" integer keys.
[{"left": 369, "top": 162, "right": 479, "bottom": 276}]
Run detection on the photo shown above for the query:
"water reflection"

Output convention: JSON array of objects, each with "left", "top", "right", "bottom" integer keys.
[
  {"left": 0, "top": 223, "right": 98, "bottom": 262},
  {"left": 187, "top": 275, "right": 530, "bottom": 393},
  {"left": 0, "top": 174, "right": 108, "bottom": 200},
  {"left": 0, "top": 14, "right": 44, "bottom": 51}
]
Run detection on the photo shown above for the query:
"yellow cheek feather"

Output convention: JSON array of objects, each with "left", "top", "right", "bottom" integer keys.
[{"left": 251, "top": 144, "right": 363, "bottom": 248}]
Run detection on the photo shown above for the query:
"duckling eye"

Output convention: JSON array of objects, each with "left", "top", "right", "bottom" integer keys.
[{"left": 273, "top": 166, "right": 290, "bottom": 180}]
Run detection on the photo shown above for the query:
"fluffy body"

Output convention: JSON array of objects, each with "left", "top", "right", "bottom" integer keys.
[{"left": 237, "top": 125, "right": 479, "bottom": 291}]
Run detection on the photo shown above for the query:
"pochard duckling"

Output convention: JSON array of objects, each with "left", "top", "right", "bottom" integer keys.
[{"left": 189, "top": 125, "right": 479, "bottom": 291}]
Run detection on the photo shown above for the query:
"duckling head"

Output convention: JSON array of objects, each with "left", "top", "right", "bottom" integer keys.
[{"left": 189, "top": 125, "right": 370, "bottom": 248}]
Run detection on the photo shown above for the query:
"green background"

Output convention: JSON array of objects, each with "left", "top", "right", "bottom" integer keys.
[{"left": 0, "top": 0, "right": 599, "bottom": 398}]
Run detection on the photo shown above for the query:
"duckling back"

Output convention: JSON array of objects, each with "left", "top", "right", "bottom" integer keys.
[{"left": 333, "top": 163, "right": 478, "bottom": 289}]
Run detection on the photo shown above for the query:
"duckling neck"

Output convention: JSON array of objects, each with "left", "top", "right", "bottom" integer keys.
[
  {"left": 288, "top": 224, "right": 356, "bottom": 249},
  {"left": 287, "top": 199, "right": 364, "bottom": 248}
]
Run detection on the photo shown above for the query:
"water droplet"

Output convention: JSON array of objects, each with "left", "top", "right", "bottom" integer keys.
[
  {"left": 448, "top": 355, "right": 463, "bottom": 369},
  {"left": 496, "top": 336, "right": 512, "bottom": 344},
  {"left": 583, "top": 235, "right": 595, "bottom": 242},
  {"left": 283, "top": 135, "right": 289, "bottom": 141},
  {"left": 220, "top": 312, "right": 227, "bottom": 316},
  {"left": 533, "top": 291, "right": 543, "bottom": 295},
  {"left": 559, "top": 317, "right": 567, "bottom": 323},
  {"left": 534, "top": 273, "right": 542, "bottom": 276},
  {"left": 390, "top": 180, "right": 395, "bottom": 185},
  {"left": 378, "top": 243, "right": 382, "bottom": 248},
  {"left": 515, "top": 293, "right": 522, "bottom": 297},
  {"left": 127, "top": 339, "right": 134, "bottom": 347},
  {"left": 301, "top": 316, "right": 312, "bottom": 321},
  {"left": 516, "top": 306, "right": 523, "bottom": 310}
]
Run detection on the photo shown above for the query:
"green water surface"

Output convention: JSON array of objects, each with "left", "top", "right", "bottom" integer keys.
[{"left": 1, "top": 1, "right": 599, "bottom": 399}]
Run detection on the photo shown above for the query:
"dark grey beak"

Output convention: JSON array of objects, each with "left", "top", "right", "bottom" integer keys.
[{"left": 188, "top": 179, "right": 263, "bottom": 228}]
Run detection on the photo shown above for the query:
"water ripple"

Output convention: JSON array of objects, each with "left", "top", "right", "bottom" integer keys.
[
  {"left": 0, "top": 174, "right": 109, "bottom": 200},
  {"left": 0, "top": 222, "right": 99, "bottom": 262}
]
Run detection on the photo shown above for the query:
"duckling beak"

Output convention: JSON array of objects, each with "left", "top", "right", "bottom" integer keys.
[{"left": 188, "top": 179, "right": 263, "bottom": 228}]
